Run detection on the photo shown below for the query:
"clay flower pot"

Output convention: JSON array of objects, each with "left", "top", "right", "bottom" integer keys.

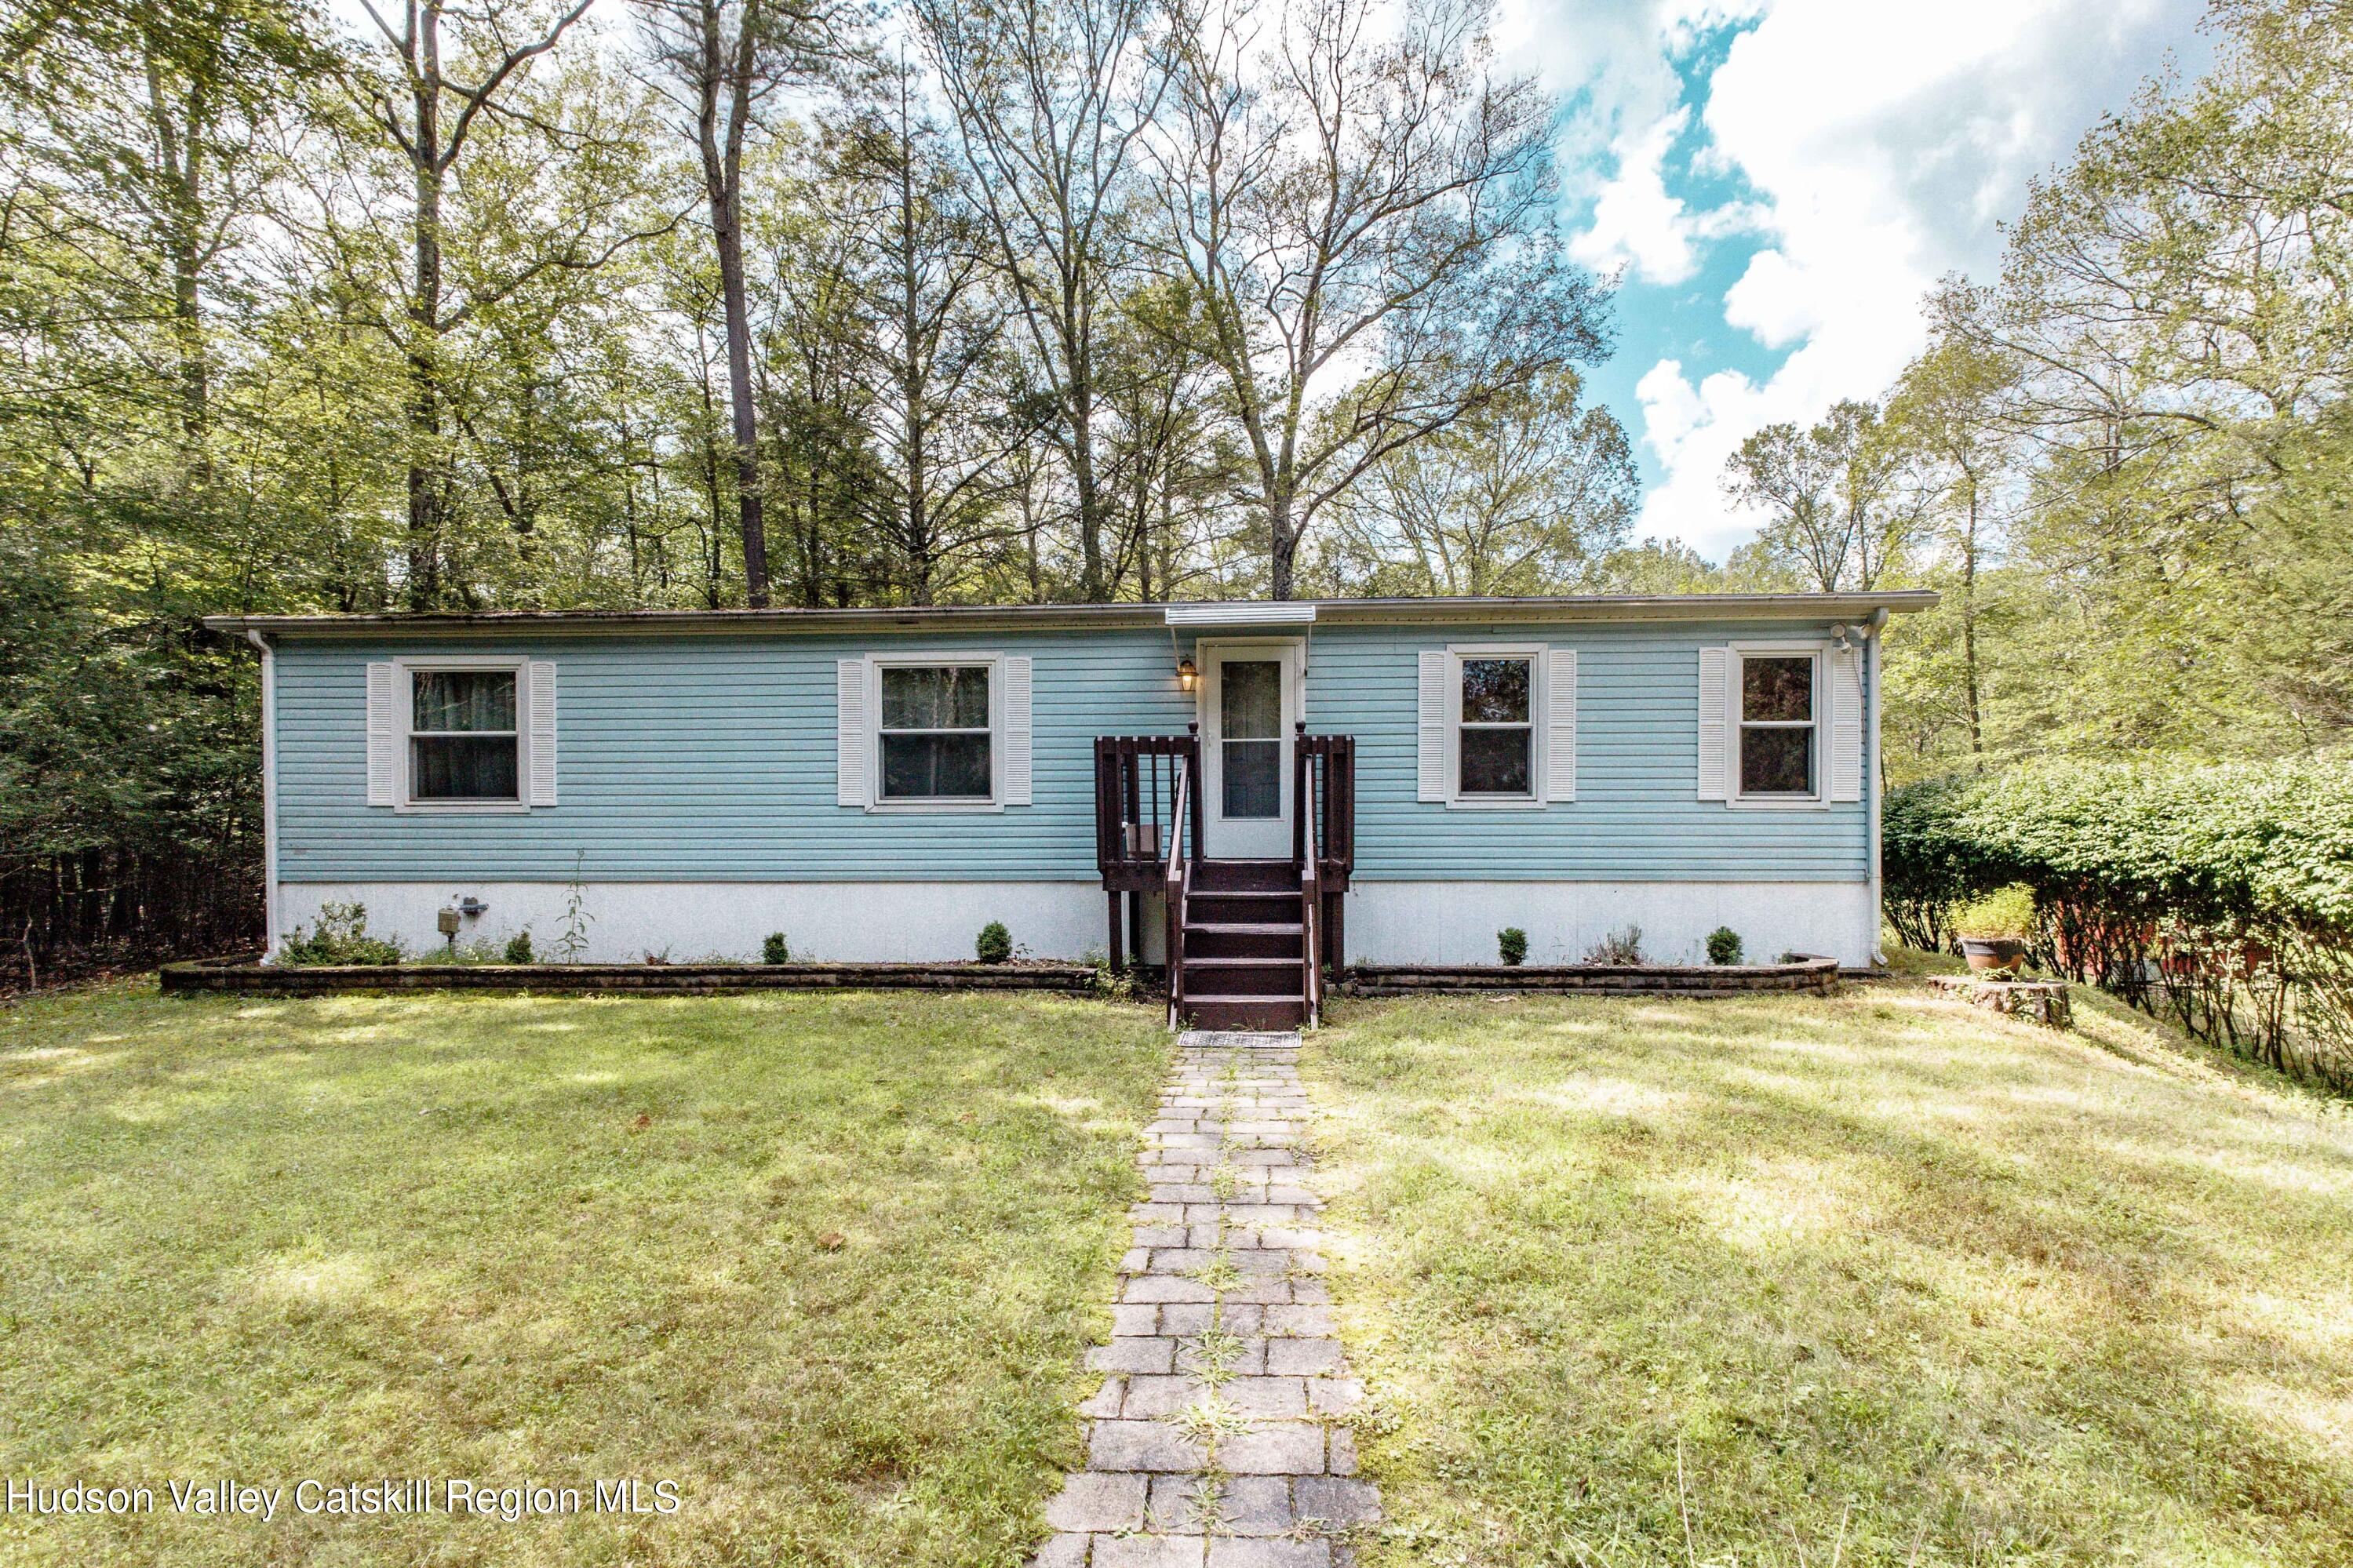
[{"left": 1960, "top": 937, "right": 2028, "bottom": 975}]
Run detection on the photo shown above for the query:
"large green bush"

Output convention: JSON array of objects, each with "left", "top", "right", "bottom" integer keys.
[
  {"left": 1888, "top": 757, "right": 2353, "bottom": 935},
  {"left": 1884, "top": 755, "right": 2353, "bottom": 1089}
]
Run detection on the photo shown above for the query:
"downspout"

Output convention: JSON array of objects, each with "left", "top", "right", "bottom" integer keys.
[
  {"left": 245, "top": 629, "right": 281, "bottom": 960},
  {"left": 1864, "top": 607, "right": 1889, "bottom": 966}
]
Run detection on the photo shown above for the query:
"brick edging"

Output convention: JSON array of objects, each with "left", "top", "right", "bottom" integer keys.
[
  {"left": 1342, "top": 955, "right": 1840, "bottom": 998},
  {"left": 158, "top": 958, "right": 1098, "bottom": 997}
]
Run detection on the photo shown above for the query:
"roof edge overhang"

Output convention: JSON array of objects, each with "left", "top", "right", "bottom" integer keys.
[{"left": 205, "top": 591, "right": 1938, "bottom": 641}]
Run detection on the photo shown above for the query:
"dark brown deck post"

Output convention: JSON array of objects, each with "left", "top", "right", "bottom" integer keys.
[
  {"left": 1107, "top": 890, "right": 1124, "bottom": 971},
  {"left": 1186, "top": 722, "right": 1203, "bottom": 852},
  {"left": 1292, "top": 721, "right": 1308, "bottom": 867}
]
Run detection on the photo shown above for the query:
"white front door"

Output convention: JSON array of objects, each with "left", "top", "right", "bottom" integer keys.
[{"left": 1200, "top": 641, "right": 1301, "bottom": 860}]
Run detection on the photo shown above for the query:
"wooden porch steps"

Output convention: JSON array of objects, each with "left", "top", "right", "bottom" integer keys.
[
  {"left": 1097, "top": 729, "right": 1353, "bottom": 1034},
  {"left": 1178, "top": 860, "right": 1307, "bottom": 1030}
]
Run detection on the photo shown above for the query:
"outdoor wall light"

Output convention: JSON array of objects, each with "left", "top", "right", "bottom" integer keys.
[{"left": 1177, "top": 656, "right": 1198, "bottom": 692}]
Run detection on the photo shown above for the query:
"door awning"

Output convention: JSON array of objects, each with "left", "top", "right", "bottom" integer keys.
[{"left": 1163, "top": 602, "right": 1318, "bottom": 628}]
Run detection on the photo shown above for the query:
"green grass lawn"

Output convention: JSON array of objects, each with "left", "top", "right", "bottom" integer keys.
[
  {"left": 0, "top": 982, "right": 1169, "bottom": 1567},
  {"left": 1306, "top": 983, "right": 2353, "bottom": 1567}
]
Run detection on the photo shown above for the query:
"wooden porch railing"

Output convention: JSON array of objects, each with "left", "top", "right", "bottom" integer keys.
[
  {"left": 1291, "top": 730, "right": 1357, "bottom": 887},
  {"left": 1095, "top": 729, "right": 1201, "bottom": 972},
  {"left": 1096, "top": 726, "right": 1353, "bottom": 1006},
  {"left": 1294, "top": 729, "right": 1356, "bottom": 987},
  {"left": 1164, "top": 760, "right": 1193, "bottom": 1028}
]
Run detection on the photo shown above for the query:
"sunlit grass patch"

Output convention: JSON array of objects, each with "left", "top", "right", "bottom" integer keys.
[
  {"left": 1307, "top": 984, "right": 2353, "bottom": 1566},
  {"left": 0, "top": 980, "right": 1168, "bottom": 1566}
]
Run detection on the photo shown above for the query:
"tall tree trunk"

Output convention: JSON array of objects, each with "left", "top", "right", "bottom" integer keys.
[
  {"left": 1269, "top": 491, "right": 1298, "bottom": 600},
  {"left": 898, "top": 142, "right": 932, "bottom": 606},
  {"left": 1071, "top": 362, "right": 1104, "bottom": 599},
  {"left": 694, "top": 336, "right": 727, "bottom": 607},
  {"left": 403, "top": 6, "right": 447, "bottom": 609},
  {"left": 143, "top": 53, "right": 209, "bottom": 453},
  {"left": 1962, "top": 482, "right": 1984, "bottom": 757},
  {"left": 682, "top": 0, "right": 774, "bottom": 608},
  {"left": 706, "top": 165, "right": 768, "bottom": 606}
]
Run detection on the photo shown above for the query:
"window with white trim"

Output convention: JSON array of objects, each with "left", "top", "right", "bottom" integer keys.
[
  {"left": 410, "top": 668, "right": 519, "bottom": 802},
  {"left": 878, "top": 663, "right": 993, "bottom": 801},
  {"left": 1458, "top": 654, "right": 1534, "bottom": 797},
  {"left": 1736, "top": 651, "right": 1819, "bottom": 799}
]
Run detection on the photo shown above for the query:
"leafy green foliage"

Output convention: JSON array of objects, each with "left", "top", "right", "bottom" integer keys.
[
  {"left": 503, "top": 930, "right": 534, "bottom": 965},
  {"left": 1705, "top": 926, "right": 1742, "bottom": 966},
  {"left": 1885, "top": 755, "right": 2353, "bottom": 1087},
  {"left": 1496, "top": 927, "right": 1528, "bottom": 966},
  {"left": 762, "top": 932, "right": 792, "bottom": 965},
  {"left": 1952, "top": 885, "right": 2034, "bottom": 941},
  {"left": 974, "top": 921, "right": 1012, "bottom": 964},
  {"left": 279, "top": 901, "right": 402, "bottom": 966},
  {"left": 1889, "top": 759, "right": 2353, "bottom": 937}
]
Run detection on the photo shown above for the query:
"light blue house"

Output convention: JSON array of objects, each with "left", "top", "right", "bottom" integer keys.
[{"left": 208, "top": 592, "right": 1932, "bottom": 1028}]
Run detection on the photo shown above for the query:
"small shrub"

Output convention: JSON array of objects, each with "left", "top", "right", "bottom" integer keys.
[
  {"left": 1954, "top": 883, "right": 2034, "bottom": 940},
  {"left": 504, "top": 930, "right": 534, "bottom": 965},
  {"left": 762, "top": 932, "right": 792, "bottom": 965},
  {"left": 975, "top": 921, "right": 1013, "bottom": 964},
  {"left": 1088, "top": 949, "right": 1136, "bottom": 999},
  {"left": 1497, "top": 927, "right": 1528, "bottom": 966},
  {"left": 1583, "top": 925, "right": 1644, "bottom": 966},
  {"left": 281, "top": 902, "right": 403, "bottom": 966},
  {"left": 643, "top": 948, "right": 672, "bottom": 966},
  {"left": 1706, "top": 926, "right": 1743, "bottom": 966}
]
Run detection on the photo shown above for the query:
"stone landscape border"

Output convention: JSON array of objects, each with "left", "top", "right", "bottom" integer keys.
[
  {"left": 159, "top": 957, "right": 1098, "bottom": 997},
  {"left": 1343, "top": 954, "right": 1841, "bottom": 999}
]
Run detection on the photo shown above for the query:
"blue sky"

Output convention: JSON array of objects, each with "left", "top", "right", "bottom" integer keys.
[{"left": 1518, "top": 0, "right": 2209, "bottom": 562}]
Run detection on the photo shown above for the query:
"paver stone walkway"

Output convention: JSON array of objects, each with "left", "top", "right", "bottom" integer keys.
[{"left": 1033, "top": 1030, "right": 1381, "bottom": 1567}]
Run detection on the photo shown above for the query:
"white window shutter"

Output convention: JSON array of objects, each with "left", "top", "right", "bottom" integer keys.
[
  {"left": 836, "top": 658, "right": 869, "bottom": 806},
  {"left": 1001, "top": 655, "right": 1033, "bottom": 806},
  {"left": 526, "top": 660, "right": 558, "bottom": 806},
  {"left": 1697, "top": 647, "right": 1730, "bottom": 801},
  {"left": 1828, "top": 645, "right": 1864, "bottom": 802},
  {"left": 1416, "top": 650, "right": 1448, "bottom": 802},
  {"left": 1544, "top": 647, "right": 1576, "bottom": 802},
  {"left": 366, "top": 661, "right": 399, "bottom": 806}
]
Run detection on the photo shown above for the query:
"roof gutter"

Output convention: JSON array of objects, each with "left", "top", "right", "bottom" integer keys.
[{"left": 201, "top": 591, "right": 1937, "bottom": 641}]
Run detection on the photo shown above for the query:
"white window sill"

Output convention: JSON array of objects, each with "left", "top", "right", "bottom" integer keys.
[
  {"left": 863, "top": 799, "right": 1006, "bottom": 815},
  {"left": 1724, "top": 793, "right": 1829, "bottom": 811},
  {"left": 1444, "top": 794, "right": 1548, "bottom": 810},
  {"left": 395, "top": 800, "right": 531, "bottom": 815}
]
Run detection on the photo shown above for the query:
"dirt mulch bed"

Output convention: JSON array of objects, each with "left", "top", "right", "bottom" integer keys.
[
  {"left": 1343, "top": 955, "right": 1840, "bottom": 999},
  {"left": 160, "top": 955, "right": 1100, "bottom": 997}
]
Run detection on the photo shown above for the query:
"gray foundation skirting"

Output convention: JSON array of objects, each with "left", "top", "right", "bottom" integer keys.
[{"left": 159, "top": 957, "right": 1098, "bottom": 996}]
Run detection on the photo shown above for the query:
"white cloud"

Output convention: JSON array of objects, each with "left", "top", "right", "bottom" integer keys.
[
  {"left": 1572, "top": 108, "right": 1703, "bottom": 284},
  {"left": 1520, "top": 0, "right": 2205, "bottom": 558}
]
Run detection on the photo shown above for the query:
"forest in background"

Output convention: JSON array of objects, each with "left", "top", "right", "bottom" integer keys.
[{"left": 0, "top": 0, "right": 2346, "bottom": 980}]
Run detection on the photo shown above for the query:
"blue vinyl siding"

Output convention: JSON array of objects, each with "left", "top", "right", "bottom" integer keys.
[
  {"left": 1307, "top": 621, "right": 1866, "bottom": 880},
  {"left": 274, "top": 630, "right": 1191, "bottom": 883},
  {"left": 271, "top": 617, "right": 1867, "bottom": 884}
]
